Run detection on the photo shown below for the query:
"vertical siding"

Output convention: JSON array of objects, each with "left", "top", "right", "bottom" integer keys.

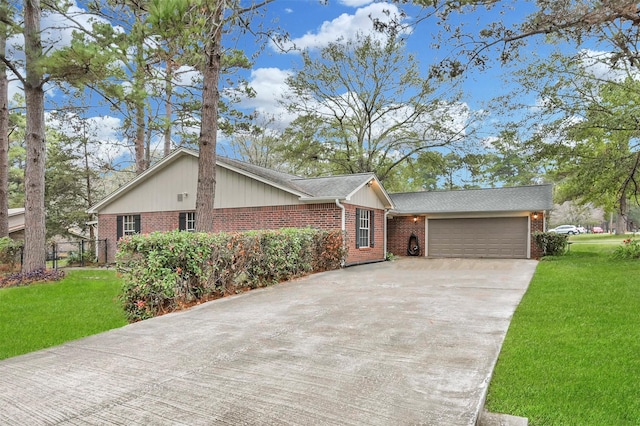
[
  {"left": 100, "top": 157, "right": 303, "bottom": 214},
  {"left": 349, "top": 186, "right": 385, "bottom": 209},
  {"left": 214, "top": 167, "right": 301, "bottom": 208},
  {"left": 101, "top": 156, "right": 199, "bottom": 214}
]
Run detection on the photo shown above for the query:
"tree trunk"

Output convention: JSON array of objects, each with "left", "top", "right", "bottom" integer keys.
[
  {"left": 135, "top": 100, "right": 146, "bottom": 174},
  {"left": 23, "top": 0, "right": 47, "bottom": 272},
  {"left": 164, "top": 59, "right": 173, "bottom": 157},
  {"left": 616, "top": 195, "right": 628, "bottom": 235},
  {"left": 134, "top": 31, "right": 146, "bottom": 174},
  {"left": 194, "top": 7, "right": 223, "bottom": 233},
  {"left": 0, "top": 9, "right": 9, "bottom": 238}
]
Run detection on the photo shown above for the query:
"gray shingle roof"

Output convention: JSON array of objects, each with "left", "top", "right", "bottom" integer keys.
[
  {"left": 293, "top": 173, "right": 375, "bottom": 198},
  {"left": 218, "top": 157, "right": 379, "bottom": 200},
  {"left": 390, "top": 184, "right": 554, "bottom": 214}
]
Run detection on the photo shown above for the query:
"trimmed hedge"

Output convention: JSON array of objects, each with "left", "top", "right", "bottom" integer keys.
[
  {"left": 533, "top": 231, "right": 568, "bottom": 257},
  {"left": 116, "top": 228, "right": 346, "bottom": 322}
]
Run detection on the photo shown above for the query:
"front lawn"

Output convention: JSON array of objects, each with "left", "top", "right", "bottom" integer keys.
[
  {"left": 0, "top": 269, "right": 127, "bottom": 360},
  {"left": 485, "top": 237, "right": 640, "bottom": 425}
]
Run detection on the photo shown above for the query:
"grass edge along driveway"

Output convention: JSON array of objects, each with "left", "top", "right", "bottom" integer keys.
[
  {"left": 485, "top": 236, "right": 640, "bottom": 425},
  {"left": 0, "top": 269, "right": 127, "bottom": 360}
]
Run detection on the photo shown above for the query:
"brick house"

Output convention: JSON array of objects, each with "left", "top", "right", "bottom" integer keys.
[
  {"left": 88, "top": 148, "right": 394, "bottom": 266},
  {"left": 88, "top": 148, "right": 553, "bottom": 264},
  {"left": 386, "top": 185, "right": 553, "bottom": 259}
]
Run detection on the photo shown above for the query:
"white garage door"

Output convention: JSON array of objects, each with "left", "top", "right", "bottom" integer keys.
[{"left": 428, "top": 217, "right": 528, "bottom": 258}]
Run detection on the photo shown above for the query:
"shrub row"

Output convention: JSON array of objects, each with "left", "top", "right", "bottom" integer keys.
[{"left": 116, "top": 228, "right": 346, "bottom": 322}]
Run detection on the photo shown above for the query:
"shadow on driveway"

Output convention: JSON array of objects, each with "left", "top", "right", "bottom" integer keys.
[{"left": 0, "top": 257, "right": 537, "bottom": 425}]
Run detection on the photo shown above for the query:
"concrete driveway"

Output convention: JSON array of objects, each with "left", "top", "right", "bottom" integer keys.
[{"left": 0, "top": 258, "right": 537, "bottom": 425}]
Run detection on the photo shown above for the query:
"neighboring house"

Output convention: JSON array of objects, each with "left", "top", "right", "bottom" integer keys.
[
  {"left": 88, "top": 148, "right": 394, "bottom": 266},
  {"left": 8, "top": 208, "right": 25, "bottom": 240},
  {"left": 387, "top": 185, "right": 553, "bottom": 259}
]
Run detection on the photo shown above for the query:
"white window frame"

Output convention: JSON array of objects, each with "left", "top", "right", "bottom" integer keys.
[
  {"left": 123, "top": 215, "right": 137, "bottom": 236},
  {"left": 358, "top": 209, "right": 371, "bottom": 248},
  {"left": 185, "top": 212, "right": 196, "bottom": 232}
]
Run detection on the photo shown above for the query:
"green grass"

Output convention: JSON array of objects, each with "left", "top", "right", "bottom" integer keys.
[
  {"left": 486, "top": 238, "right": 640, "bottom": 425},
  {"left": 0, "top": 269, "right": 127, "bottom": 360}
]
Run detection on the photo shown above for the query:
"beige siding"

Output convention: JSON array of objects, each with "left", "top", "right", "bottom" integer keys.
[
  {"left": 214, "top": 167, "right": 301, "bottom": 208},
  {"left": 350, "top": 186, "right": 385, "bottom": 209},
  {"left": 8, "top": 212, "right": 25, "bottom": 231},
  {"left": 101, "top": 155, "right": 200, "bottom": 214},
  {"left": 100, "top": 156, "right": 301, "bottom": 214}
]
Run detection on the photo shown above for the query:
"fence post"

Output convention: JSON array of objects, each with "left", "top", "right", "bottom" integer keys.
[
  {"left": 52, "top": 242, "right": 57, "bottom": 270},
  {"left": 81, "top": 240, "right": 85, "bottom": 267},
  {"left": 104, "top": 239, "right": 108, "bottom": 265}
]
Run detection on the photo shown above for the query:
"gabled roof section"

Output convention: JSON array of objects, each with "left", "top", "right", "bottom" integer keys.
[
  {"left": 88, "top": 148, "right": 198, "bottom": 213},
  {"left": 294, "top": 173, "right": 394, "bottom": 208},
  {"left": 390, "top": 184, "right": 554, "bottom": 214},
  {"left": 88, "top": 148, "right": 394, "bottom": 213}
]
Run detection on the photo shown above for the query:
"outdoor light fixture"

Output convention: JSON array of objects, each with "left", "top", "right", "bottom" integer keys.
[
  {"left": 413, "top": 216, "right": 418, "bottom": 223},
  {"left": 533, "top": 212, "right": 539, "bottom": 219}
]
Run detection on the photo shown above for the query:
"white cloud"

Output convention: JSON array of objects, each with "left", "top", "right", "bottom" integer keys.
[
  {"left": 46, "top": 113, "right": 128, "bottom": 168},
  {"left": 172, "top": 66, "right": 202, "bottom": 87},
  {"left": 276, "top": 2, "right": 411, "bottom": 52},
  {"left": 237, "top": 67, "right": 297, "bottom": 129},
  {"left": 577, "top": 49, "right": 634, "bottom": 82},
  {"left": 40, "top": 2, "right": 110, "bottom": 51},
  {"left": 339, "top": 0, "right": 374, "bottom": 6}
]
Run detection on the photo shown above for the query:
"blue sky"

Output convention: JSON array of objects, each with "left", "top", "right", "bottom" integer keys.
[
  {"left": 6, "top": 0, "right": 587, "bottom": 167},
  {"left": 230, "top": 1, "right": 546, "bottom": 133}
]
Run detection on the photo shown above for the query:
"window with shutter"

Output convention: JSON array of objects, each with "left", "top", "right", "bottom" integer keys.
[
  {"left": 356, "top": 209, "right": 371, "bottom": 248},
  {"left": 179, "top": 212, "right": 196, "bottom": 232}
]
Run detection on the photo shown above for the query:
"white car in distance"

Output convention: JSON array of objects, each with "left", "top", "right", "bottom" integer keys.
[{"left": 549, "top": 225, "right": 579, "bottom": 235}]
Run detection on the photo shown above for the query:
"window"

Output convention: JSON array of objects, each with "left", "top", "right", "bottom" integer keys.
[
  {"left": 179, "top": 212, "right": 196, "bottom": 232},
  {"left": 117, "top": 214, "right": 141, "bottom": 240},
  {"left": 355, "top": 208, "right": 375, "bottom": 248}
]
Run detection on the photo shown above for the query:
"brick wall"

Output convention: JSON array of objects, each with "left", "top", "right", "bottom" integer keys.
[
  {"left": 387, "top": 216, "right": 425, "bottom": 257},
  {"left": 212, "top": 203, "right": 341, "bottom": 232},
  {"left": 530, "top": 212, "right": 545, "bottom": 259},
  {"left": 99, "top": 203, "right": 385, "bottom": 265},
  {"left": 343, "top": 204, "right": 385, "bottom": 266}
]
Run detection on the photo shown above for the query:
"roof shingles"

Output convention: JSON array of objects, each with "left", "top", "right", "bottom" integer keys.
[
  {"left": 218, "top": 157, "right": 376, "bottom": 200},
  {"left": 390, "top": 185, "right": 554, "bottom": 214}
]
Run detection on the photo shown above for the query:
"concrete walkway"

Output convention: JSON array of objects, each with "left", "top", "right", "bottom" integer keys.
[{"left": 0, "top": 258, "right": 537, "bottom": 425}]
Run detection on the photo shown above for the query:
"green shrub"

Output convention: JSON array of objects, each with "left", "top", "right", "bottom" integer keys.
[
  {"left": 65, "top": 250, "right": 96, "bottom": 266},
  {"left": 0, "top": 237, "right": 23, "bottom": 272},
  {"left": 116, "top": 228, "right": 346, "bottom": 322},
  {"left": 533, "top": 231, "right": 568, "bottom": 256},
  {"left": 612, "top": 238, "right": 640, "bottom": 259}
]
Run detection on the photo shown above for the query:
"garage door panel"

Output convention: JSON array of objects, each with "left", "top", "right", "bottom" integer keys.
[{"left": 428, "top": 217, "right": 528, "bottom": 258}]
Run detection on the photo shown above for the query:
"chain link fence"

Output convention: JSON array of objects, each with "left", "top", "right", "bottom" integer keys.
[{"left": 48, "top": 239, "right": 109, "bottom": 269}]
